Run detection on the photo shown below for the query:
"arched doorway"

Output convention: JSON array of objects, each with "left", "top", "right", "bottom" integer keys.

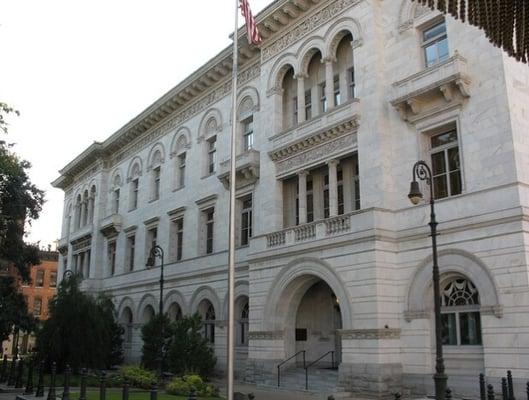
[{"left": 293, "top": 280, "right": 342, "bottom": 365}]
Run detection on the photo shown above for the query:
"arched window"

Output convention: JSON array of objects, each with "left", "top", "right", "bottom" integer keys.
[
  {"left": 89, "top": 186, "right": 96, "bottom": 223},
  {"left": 238, "top": 300, "right": 249, "bottom": 347},
  {"left": 150, "top": 149, "right": 163, "bottom": 201},
  {"left": 121, "top": 307, "right": 134, "bottom": 343},
  {"left": 333, "top": 32, "right": 354, "bottom": 102},
  {"left": 129, "top": 162, "right": 142, "bottom": 210},
  {"left": 142, "top": 305, "right": 155, "bottom": 325},
  {"left": 82, "top": 190, "right": 89, "bottom": 226},
  {"left": 281, "top": 66, "right": 296, "bottom": 130},
  {"left": 168, "top": 302, "right": 183, "bottom": 322},
  {"left": 75, "top": 194, "right": 82, "bottom": 229},
  {"left": 198, "top": 299, "right": 215, "bottom": 344},
  {"left": 441, "top": 277, "right": 482, "bottom": 346}
]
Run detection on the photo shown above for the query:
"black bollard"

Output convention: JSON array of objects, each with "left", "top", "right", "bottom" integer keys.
[
  {"left": 35, "top": 361, "right": 45, "bottom": 397},
  {"left": 187, "top": 388, "right": 197, "bottom": 400},
  {"left": 47, "top": 362, "right": 57, "bottom": 400},
  {"left": 150, "top": 382, "right": 158, "bottom": 400},
  {"left": 508, "top": 371, "right": 515, "bottom": 400},
  {"left": 446, "top": 388, "right": 453, "bottom": 400},
  {"left": 526, "top": 381, "right": 529, "bottom": 400},
  {"left": 7, "top": 356, "right": 17, "bottom": 386},
  {"left": 502, "top": 378, "right": 509, "bottom": 400},
  {"left": 62, "top": 364, "right": 71, "bottom": 400},
  {"left": 394, "top": 393, "right": 402, "bottom": 400},
  {"left": 79, "top": 369, "right": 87, "bottom": 400},
  {"left": 122, "top": 377, "right": 129, "bottom": 400},
  {"left": 480, "top": 373, "right": 487, "bottom": 400},
  {"left": 0, "top": 354, "right": 7, "bottom": 383},
  {"left": 488, "top": 384, "right": 496, "bottom": 400},
  {"left": 15, "top": 358, "right": 25, "bottom": 388},
  {"left": 25, "top": 359, "right": 34, "bottom": 395},
  {"left": 99, "top": 371, "right": 107, "bottom": 400}
]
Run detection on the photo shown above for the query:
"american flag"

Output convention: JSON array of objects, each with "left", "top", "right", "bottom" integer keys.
[{"left": 239, "top": 0, "right": 262, "bottom": 46}]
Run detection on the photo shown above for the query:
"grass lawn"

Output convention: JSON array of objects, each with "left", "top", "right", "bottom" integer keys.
[{"left": 67, "top": 389, "right": 221, "bottom": 400}]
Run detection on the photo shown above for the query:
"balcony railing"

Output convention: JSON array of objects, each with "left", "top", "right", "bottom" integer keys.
[{"left": 265, "top": 212, "right": 356, "bottom": 249}]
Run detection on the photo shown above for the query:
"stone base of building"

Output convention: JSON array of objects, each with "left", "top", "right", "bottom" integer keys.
[
  {"left": 244, "top": 358, "right": 279, "bottom": 385},
  {"left": 338, "top": 363, "right": 402, "bottom": 399}
]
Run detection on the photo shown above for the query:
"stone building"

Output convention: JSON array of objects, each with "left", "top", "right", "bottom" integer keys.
[
  {"left": 1, "top": 250, "right": 58, "bottom": 356},
  {"left": 52, "top": 0, "right": 529, "bottom": 397}
]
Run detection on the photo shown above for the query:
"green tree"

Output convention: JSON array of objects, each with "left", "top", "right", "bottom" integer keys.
[
  {"left": 36, "top": 274, "right": 124, "bottom": 371},
  {"left": 0, "top": 276, "right": 36, "bottom": 342},
  {"left": 0, "top": 102, "right": 44, "bottom": 345},
  {"left": 166, "top": 314, "right": 216, "bottom": 378},
  {"left": 140, "top": 313, "right": 174, "bottom": 372}
]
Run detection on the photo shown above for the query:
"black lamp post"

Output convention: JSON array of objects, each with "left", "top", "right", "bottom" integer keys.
[
  {"left": 146, "top": 245, "right": 165, "bottom": 379},
  {"left": 63, "top": 270, "right": 73, "bottom": 281},
  {"left": 408, "top": 160, "right": 447, "bottom": 400}
]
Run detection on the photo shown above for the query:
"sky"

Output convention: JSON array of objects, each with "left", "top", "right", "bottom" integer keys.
[{"left": 1, "top": 0, "right": 271, "bottom": 248}]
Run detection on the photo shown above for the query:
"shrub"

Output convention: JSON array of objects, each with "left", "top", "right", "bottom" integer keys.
[
  {"left": 166, "top": 314, "right": 216, "bottom": 378},
  {"left": 166, "top": 375, "right": 218, "bottom": 397},
  {"left": 140, "top": 314, "right": 173, "bottom": 371},
  {"left": 120, "top": 366, "right": 156, "bottom": 389}
]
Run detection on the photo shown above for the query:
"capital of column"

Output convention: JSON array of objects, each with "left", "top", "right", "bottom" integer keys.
[
  {"left": 298, "top": 170, "right": 309, "bottom": 177},
  {"left": 327, "top": 159, "right": 340, "bottom": 168},
  {"left": 294, "top": 72, "right": 308, "bottom": 80},
  {"left": 322, "top": 56, "right": 337, "bottom": 64}
]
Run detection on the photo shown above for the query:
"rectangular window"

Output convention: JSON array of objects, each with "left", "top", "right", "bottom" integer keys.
[
  {"left": 442, "top": 311, "right": 482, "bottom": 345},
  {"left": 320, "top": 82, "right": 327, "bottom": 113},
  {"left": 430, "top": 128, "right": 461, "bottom": 199},
  {"left": 207, "top": 136, "right": 217, "bottom": 174},
  {"left": 178, "top": 153, "right": 186, "bottom": 188},
  {"left": 49, "top": 271, "right": 57, "bottom": 288},
  {"left": 422, "top": 21, "right": 449, "bottom": 67},
  {"left": 205, "top": 208, "right": 214, "bottom": 254},
  {"left": 108, "top": 241, "right": 117, "bottom": 276},
  {"left": 33, "top": 298, "right": 42, "bottom": 317},
  {"left": 333, "top": 75, "right": 341, "bottom": 106},
  {"left": 147, "top": 227, "right": 157, "bottom": 252},
  {"left": 304, "top": 89, "right": 312, "bottom": 120},
  {"left": 441, "top": 313, "right": 457, "bottom": 345},
  {"left": 175, "top": 218, "right": 184, "bottom": 261},
  {"left": 306, "top": 178, "right": 314, "bottom": 223},
  {"left": 240, "top": 195, "right": 253, "bottom": 246},
  {"left": 35, "top": 270, "right": 44, "bottom": 287},
  {"left": 126, "top": 235, "right": 135, "bottom": 272},
  {"left": 131, "top": 178, "right": 139, "bottom": 210},
  {"left": 243, "top": 117, "right": 254, "bottom": 152},
  {"left": 348, "top": 67, "right": 355, "bottom": 99},
  {"left": 338, "top": 169, "right": 344, "bottom": 215},
  {"left": 113, "top": 189, "right": 120, "bottom": 213},
  {"left": 153, "top": 167, "right": 161, "bottom": 200}
]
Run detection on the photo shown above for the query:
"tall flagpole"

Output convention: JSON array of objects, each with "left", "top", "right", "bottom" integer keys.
[{"left": 227, "top": 0, "right": 239, "bottom": 399}]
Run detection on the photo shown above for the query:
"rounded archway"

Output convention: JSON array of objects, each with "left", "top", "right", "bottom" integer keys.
[
  {"left": 167, "top": 302, "right": 183, "bottom": 322},
  {"left": 142, "top": 305, "right": 155, "bottom": 324}
]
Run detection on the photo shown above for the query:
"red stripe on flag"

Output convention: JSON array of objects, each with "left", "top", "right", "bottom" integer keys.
[{"left": 239, "top": 0, "right": 262, "bottom": 45}]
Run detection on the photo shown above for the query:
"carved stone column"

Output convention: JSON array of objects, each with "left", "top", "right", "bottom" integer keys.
[
  {"left": 328, "top": 159, "right": 339, "bottom": 217},
  {"left": 80, "top": 202, "right": 86, "bottom": 227},
  {"left": 298, "top": 170, "right": 308, "bottom": 224},
  {"left": 324, "top": 57, "right": 336, "bottom": 110},
  {"left": 295, "top": 73, "right": 307, "bottom": 124}
]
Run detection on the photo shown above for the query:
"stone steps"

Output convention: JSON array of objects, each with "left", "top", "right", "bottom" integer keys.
[{"left": 264, "top": 367, "right": 342, "bottom": 395}]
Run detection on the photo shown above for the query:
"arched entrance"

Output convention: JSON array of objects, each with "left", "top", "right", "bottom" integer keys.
[{"left": 294, "top": 280, "right": 342, "bottom": 365}]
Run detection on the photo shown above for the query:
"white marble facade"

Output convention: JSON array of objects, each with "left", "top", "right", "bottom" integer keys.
[{"left": 52, "top": 0, "right": 529, "bottom": 397}]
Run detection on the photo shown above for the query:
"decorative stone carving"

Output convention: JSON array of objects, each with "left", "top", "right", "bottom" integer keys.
[
  {"left": 339, "top": 328, "right": 401, "bottom": 340},
  {"left": 109, "top": 62, "right": 260, "bottom": 168},
  {"left": 100, "top": 214, "right": 123, "bottom": 238},
  {"left": 218, "top": 150, "right": 260, "bottom": 190},
  {"left": 248, "top": 331, "right": 284, "bottom": 340},
  {"left": 261, "top": 0, "right": 362, "bottom": 62}
]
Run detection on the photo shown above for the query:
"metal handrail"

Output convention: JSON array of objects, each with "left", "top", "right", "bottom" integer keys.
[
  {"left": 304, "top": 350, "right": 335, "bottom": 390},
  {"left": 277, "top": 350, "right": 306, "bottom": 387}
]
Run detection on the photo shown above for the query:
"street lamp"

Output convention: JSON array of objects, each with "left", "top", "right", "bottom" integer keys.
[
  {"left": 145, "top": 245, "right": 165, "bottom": 379},
  {"left": 408, "top": 160, "right": 447, "bottom": 400}
]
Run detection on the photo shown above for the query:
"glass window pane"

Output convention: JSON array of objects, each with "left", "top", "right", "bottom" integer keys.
[
  {"left": 424, "top": 22, "right": 446, "bottom": 41},
  {"left": 431, "top": 152, "right": 446, "bottom": 175},
  {"left": 447, "top": 147, "right": 460, "bottom": 172},
  {"left": 450, "top": 171, "right": 462, "bottom": 196},
  {"left": 431, "top": 131, "right": 457, "bottom": 148},
  {"left": 425, "top": 45, "right": 437, "bottom": 67},
  {"left": 433, "top": 175, "right": 448, "bottom": 199},
  {"left": 438, "top": 38, "right": 449, "bottom": 61},
  {"left": 441, "top": 313, "right": 457, "bottom": 345},
  {"left": 460, "top": 312, "right": 482, "bottom": 345}
]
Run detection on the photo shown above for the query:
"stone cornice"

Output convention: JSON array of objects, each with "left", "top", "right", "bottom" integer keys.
[
  {"left": 261, "top": 0, "right": 363, "bottom": 62},
  {"left": 269, "top": 117, "right": 359, "bottom": 163}
]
